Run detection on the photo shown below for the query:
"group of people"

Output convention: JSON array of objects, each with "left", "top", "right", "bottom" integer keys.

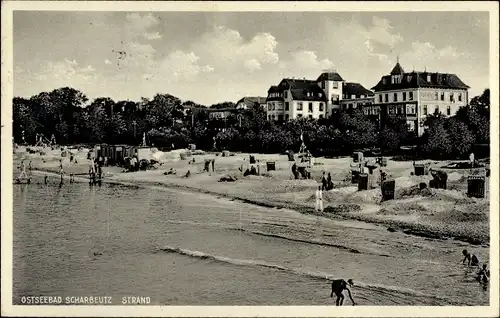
[
  {"left": 326, "top": 250, "right": 490, "bottom": 307},
  {"left": 461, "top": 249, "right": 490, "bottom": 284}
]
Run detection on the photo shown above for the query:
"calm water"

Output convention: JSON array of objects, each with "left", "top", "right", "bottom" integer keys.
[{"left": 12, "top": 174, "right": 489, "bottom": 305}]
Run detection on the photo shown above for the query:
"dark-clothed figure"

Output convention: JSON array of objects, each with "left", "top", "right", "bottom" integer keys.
[
  {"left": 327, "top": 173, "right": 333, "bottom": 190},
  {"left": 321, "top": 172, "right": 327, "bottom": 190},
  {"left": 330, "top": 279, "right": 355, "bottom": 306},
  {"left": 476, "top": 264, "right": 490, "bottom": 284},
  {"left": 462, "top": 249, "right": 479, "bottom": 267}
]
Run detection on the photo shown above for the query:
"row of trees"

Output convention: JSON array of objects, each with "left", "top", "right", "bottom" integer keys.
[{"left": 13, "top": 87, "right": 490, "bottom": 159}]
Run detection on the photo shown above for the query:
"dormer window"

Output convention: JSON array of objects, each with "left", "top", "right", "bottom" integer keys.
[
  {"left": 427, "top": 74, "right": 431, "bottom": 82},
  {"left": 319, "top": 92, "right": 323, "bottom": 98},
  {"left": 407, "top": 76, "right": 412, "bottom": 83},
  {"left": 382, "top": 78, "right": 387, "bottom": 84}
]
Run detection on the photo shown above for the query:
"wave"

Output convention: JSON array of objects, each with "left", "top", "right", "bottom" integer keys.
[{"left": 159, "top": 245, "right": 459, "bottom": 305}]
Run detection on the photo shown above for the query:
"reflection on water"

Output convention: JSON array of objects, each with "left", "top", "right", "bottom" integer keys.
[{"left": 12, "top": 175, "right": 489, "bottom": 305}]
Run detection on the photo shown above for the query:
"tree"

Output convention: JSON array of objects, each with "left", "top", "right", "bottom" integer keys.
[
  {"left": 421, "top": 117, "right": 452, "bottom": 159},
  {"left": 446, "top": 118, "right": 475, "bottom": 158},
  {"left": 144, "top": 94, "right": 184, "bottom": 129}
]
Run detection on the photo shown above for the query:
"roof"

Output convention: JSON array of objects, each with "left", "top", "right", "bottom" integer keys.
[
  {"left": 207, "top": 108, "right": 236, "bottom": 113},
  {"left": 290, "top": 84, "right": 327, "bottom": 102},
  {"left": 278, "top": 78, "right": 317, "bottom": 89},
  {"left": 390, "top": 62, "right": 405, "bottom": 75},
  {"left": 236, "top": 96, "right": 267, "bottom": 106},
  {"left": 342, "top": 82, "right": 374, "bottom": 97},
  {"left": 372, "top": 70, "right": 470, "bottom": 91},
  {"left": 317, "top": 72, "right": 344, "bottom": 82}
]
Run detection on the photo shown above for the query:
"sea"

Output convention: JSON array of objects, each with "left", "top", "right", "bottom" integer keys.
[{"left": 12, "top": 174, "right": 490, "bottom": 306}]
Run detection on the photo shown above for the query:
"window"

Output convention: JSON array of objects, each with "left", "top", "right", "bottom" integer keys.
[
  {"left": 409, "top": 91, "right": 413, "bottom": 100},
  {"left": 297, "top": 102, "right": 303, "bottom": 111},
  {"left": 307, "top": 92, "right": 310, "bottom": 97},
  {"left": 267, "top": 104, "right": 272, "bottom": 111},
  {"left": 423, "top": 105, "right": 428, "bottom": 115},
  {"left": 458, "top": 93, "right": 462, "bottom": 102},
  {"left": 308, "top": 115, "right": 313, "bottom": 119},
  {"left": 440, "top": 92, "right": 445, "bottom": 101},
  {"left": 319, "top": 114, "right": 324, "bottom": 119},
  {"left": 450, "top": 94, "right": 454, "bottom": 102},
  {"left": 285, "top": 102, "right": 289, "bottom": 111},
  {"left": 361, "top": 95, "right": 365, "bottom": 98},
  {"left": 406, "top": 104, "right": 416, "bottom": 115},
  {"left": 319, "top": 93, "right": 323, "bottom": 98},
  {"left": 308, "top": 103, "right": 313, "bottom": 112},
  {"left": 321, "top": 82, "right": 325, "bottom": 89},
  {"left": 394, "top": 93, "right": 398, "bottom": 102},
  {"left": 427, "top": 75, "right": 431, "bottom": 82},
  {"left": 434, "top": 105, "right": 439, "bottom": 114},
  {"left": 435, "top": 92, "right": 439, "bottom": 100},
  {"left": 332, "top": 82, "right": 338, "bottom": 89},
  {"left": 379, "top": 94, "right": 383, "bottom": 103},
  {"left": 342, "top": 104, "right": 347, "bottom": 111},
  {"left": 278, "top": 114, "right": 284, "bottom": 121},
  {"left": 351, "top": 94, "right": 356, "bottom": 99},
  {"left": 319, "top": 103, "right": 324, "bottom": 111},
  {"left": 285, "top": 114, "right": 289, "bottom": 120},
  {"left": 407, "top": 76, "right": 412, "bottom": 83},
  {"left": 447, "top": 106, "right": 451, "bottom": 115},
  {"left": 397, "top": 106, "right": 402, "bottom": 114},
  {"left": 348, "top": 104, "right": 353, "bottom": 109},
  {"left": 384, "top": 94, "right": 388, "bottom": 102},
  {"left": 284, "top": 91, "right": 288, "bottom": 98},
  {"left": 403, "top": 92, "right": 407, "bottom": 101},
  {"left": 389, "top": 106, "right": 394, "bottom": 114}
]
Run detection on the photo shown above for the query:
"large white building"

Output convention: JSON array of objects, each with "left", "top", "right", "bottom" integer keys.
[
  {"left": 265, "top": 71, "right": 374, "bottom": 121},
  {"left": 368, "top": 62, "right": 470, "bottom": 135}
]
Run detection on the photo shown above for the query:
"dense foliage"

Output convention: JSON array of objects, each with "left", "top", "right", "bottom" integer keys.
[{"left": 13, "top": 87, "right": 490, "bottom": 159}]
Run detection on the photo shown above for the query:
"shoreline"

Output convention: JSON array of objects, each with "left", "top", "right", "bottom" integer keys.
[{"left": 26, "top": 165, "right": 489, "bottom": 247}]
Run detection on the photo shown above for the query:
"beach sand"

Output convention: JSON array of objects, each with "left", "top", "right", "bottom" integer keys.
[{"left": 13, "top": 147, "right": 490, "bottom": 245}]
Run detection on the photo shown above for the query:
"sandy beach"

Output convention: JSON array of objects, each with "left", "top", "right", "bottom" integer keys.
[{"left": 13, "top": 146, "right": 490, "bottom": 246}]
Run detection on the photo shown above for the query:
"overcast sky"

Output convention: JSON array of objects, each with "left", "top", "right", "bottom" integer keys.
[{"left": 14, "top": 11, "right": 490, "bottom": 105}]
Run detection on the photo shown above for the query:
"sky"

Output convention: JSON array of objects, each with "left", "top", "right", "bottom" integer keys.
[{"left": 14, "top": 11, "right": 490, "bottom": 106}]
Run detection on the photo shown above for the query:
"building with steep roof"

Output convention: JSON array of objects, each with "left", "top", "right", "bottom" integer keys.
[
  {"left": 264, "top": 70, "right": 374, "bottom": 121},
  {"left": 369, "top": 61, "right": 470, "bottom": 136},
  {"left": 235, "top": 96, "right": 267, "bottom": 110}
]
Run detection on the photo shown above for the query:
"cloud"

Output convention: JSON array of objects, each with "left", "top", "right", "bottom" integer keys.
[
  {"left": 104, "top": 59, "right": 112, "bottom": 65},
  {"left": 30, "top": 59, "right": 99, "bottom": 93},
  {"left": 191, "top": 25, "right": 279, "bottom": 72},
  {"left": 158, "top": 50, "right": 214, "bottom": 82},
  {"left": 277, "top": 50, "right": 335, "bottom": 79},
  {"left": 143, "top": 31, "right": 162, "bottom": 40},
  {"left": 244, "top": 59, "right": 261, "bottom": 72},
  {"left": 399, "top": 41, "right": 472, "bottom": 72},
  {"left": 125, "top": 13, "right": 160, "bottom": 38}
]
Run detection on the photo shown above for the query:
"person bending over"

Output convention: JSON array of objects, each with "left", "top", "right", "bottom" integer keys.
[
  {"left": 330, "top": 279, "right": 356, "bottom": 306},
  {"left": 462, "top": 249, "right": 479, "bottom": 267}
]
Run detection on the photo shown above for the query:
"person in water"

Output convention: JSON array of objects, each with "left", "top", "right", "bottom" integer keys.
[
  {"left": 462, "top": 249, "right": 479, "bottom": 267},
  {"left": 330, "top": 279, "right": 356, "bottom": 306},
  {"left": 476, "top": 264, "right": 490, "bottom": 284}
]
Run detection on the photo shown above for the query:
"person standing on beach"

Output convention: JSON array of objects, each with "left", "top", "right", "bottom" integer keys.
[
  {"left": 315, "top": 186, "right": 323, "bottom": 212},
  {"left": 327, "top": 172, "right": 333, "bottom": 190},
  {"left": 321, "top": 172, "right": 327, "bottom": 190}
]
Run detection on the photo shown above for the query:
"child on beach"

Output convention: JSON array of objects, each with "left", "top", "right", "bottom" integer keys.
[
  {"left": 315, "top": 185, "right": 323, "bottom": 212},
  {"left": 461, "top": 249, "right": 479, "bottom": 267}
]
